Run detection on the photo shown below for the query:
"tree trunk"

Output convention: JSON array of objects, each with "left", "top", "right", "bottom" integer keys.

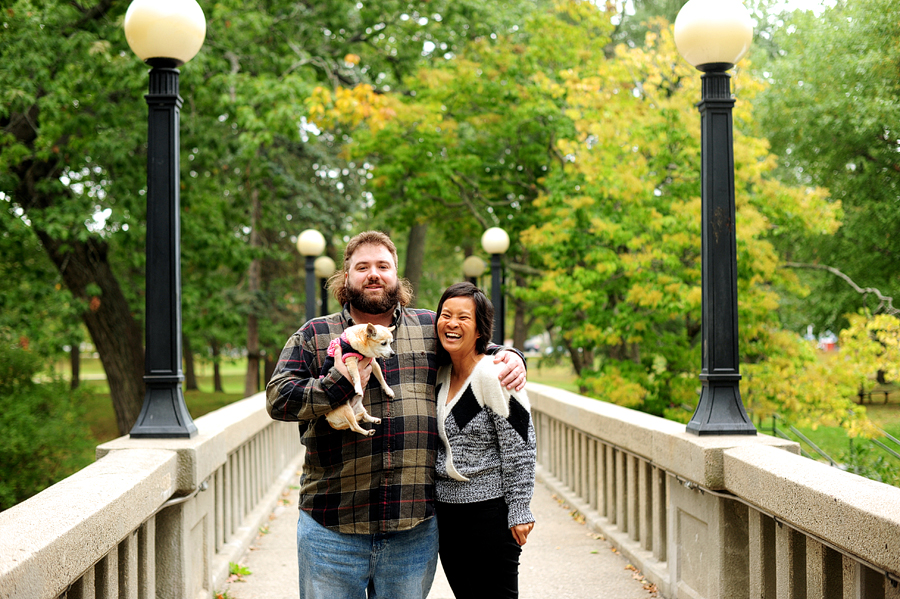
[
  {"left": 264, "top": 353, "right": 277, "bottom": 387},
  {"left": 245, "top": 314, "right": 260, "bottom": 396},
  {"left": 512, "top": 270, "right": 529, "bottom": 351},
  {"left": 37, "top": 230, "right": 145, "bottom": 434},
  {"left": 211, "top": 338, "right": 224, "bottom": 393},
  {"left": 70, "top": 343, "right": 80, "bottom": 390},
  {"left": 10, "top": 103, "right": 144, "bottom": 435},
  {"left": 403, "top": 222, "right": 428, "bottom": 307},
  {"left": 183, "top": 334, "right": 198, "bottom": 391},
  {"left": 244, "top": 187, "right": 262, "bottom": 397}
]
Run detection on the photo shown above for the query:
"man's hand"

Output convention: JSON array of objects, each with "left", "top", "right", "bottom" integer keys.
[
  {"left": 494, "top": 350, "right": 526, "bottom": 392},
  {"left": 333, "top": 346, "right": 373, "bottom": 390}
]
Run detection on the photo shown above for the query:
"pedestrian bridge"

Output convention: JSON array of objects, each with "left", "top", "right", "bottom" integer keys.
[{"left": 1, "top": 383, "right": 898, "bottom": 599}]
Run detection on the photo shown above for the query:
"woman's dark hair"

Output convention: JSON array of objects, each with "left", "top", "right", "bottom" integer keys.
[{"left": 434, "top": 281, "right": 494, "bottom": 365}]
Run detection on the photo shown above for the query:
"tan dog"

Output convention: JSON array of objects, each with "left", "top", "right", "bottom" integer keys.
[{"left": 324, "top": 323, "right": 395, "bottom": 436}]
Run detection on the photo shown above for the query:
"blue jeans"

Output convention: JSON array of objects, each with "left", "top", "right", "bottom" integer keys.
[{"left": 296, "top": 509, "right": 439, "bottom": 599}]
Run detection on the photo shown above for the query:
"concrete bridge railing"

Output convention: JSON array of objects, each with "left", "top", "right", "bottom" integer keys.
[
  {"left": 529, "top": 383, "right": 900, "bottom": 599},
  {"left": 0, "top": 393, "right": 302, "bottom": 599},
  {"left": 2, "top": 385, "right": 899, "bottom": 599}
]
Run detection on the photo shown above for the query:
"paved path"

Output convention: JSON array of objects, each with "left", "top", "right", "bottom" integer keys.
[{"left": 220, "top": 468, "right": 658, "bottom": 599}]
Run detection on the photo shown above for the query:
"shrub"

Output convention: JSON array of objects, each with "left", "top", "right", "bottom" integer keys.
[
  {"left": 0, "top": 343, "right": 95, "bottom": 510},
  {"left": 840, "top": 439, "right": 900, "bottom": 488}
]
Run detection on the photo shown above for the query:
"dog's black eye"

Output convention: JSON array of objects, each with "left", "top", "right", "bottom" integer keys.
[{"left": 381, "top": 341, "right": 387, "bottom": 345}]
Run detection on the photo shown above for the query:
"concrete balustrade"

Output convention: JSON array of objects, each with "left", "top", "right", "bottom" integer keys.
[
  {"left": 529, "top": 382, "right": 900, "bottom": 599},
  {"left": 0, "top": 393, "right": 303, "bottom": 599},
  {"left": 2, "top": 384, "right": 899, "bottom": 598}
]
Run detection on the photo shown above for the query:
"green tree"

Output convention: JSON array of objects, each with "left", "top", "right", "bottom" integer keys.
[
  {"left": 0, "top": 201, "right": 85, "bottom": 370},
  {"left": 2, "top": 0, "right": 517, "bottom": 432},
  {"left": 344, "top": 0, "right": 598, "bottom": 339},
  {"left": 0, "top": 342, "right": 94, "bottom": 510},
  {"left": 611, "top": 0, "right": 686, "bottom": 49},
  {"left": 521, "top": 15, "right": 849, "bottom": 423},
  {"left": 1, "top": 1, "right": 150, "bottom": 434},
  {"left": 755, "top": 0, "right": 900, "bottom": 333}
]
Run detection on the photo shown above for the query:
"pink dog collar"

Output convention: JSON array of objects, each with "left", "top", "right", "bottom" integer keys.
[{"left": 327, "top": 334, "right": 364, "bottom": 363}]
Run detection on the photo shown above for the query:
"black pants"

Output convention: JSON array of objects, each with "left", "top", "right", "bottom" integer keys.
[{"left": 436, "top": 498, "right": 522, "bottom": 599}]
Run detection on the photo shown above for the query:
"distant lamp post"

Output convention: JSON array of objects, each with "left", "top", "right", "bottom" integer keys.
[
  {"left": 125, "top": 0, "right": 205, "bottom": 439},
  {"left": 297, "top": 229, "right": 326, "bottom": 322},
  {"left": 462, "top": 255, "right": 486, "bottom": 285},
  {"left": 675, "top": 0, "right": 756, "bottom": 436},
  {"left": 314, "top": 255, "right": 336, "bottom": 316},
  {"left": 481, "top": 227, "right": 510, "bottom": 345}
]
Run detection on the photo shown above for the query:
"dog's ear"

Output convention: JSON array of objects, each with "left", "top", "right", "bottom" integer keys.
[
  {"left": 387, "top": 326, "right": 395, "bottom": 332},
  {"left": 366, "top": 323, "right": 377, "bottom": 338}
]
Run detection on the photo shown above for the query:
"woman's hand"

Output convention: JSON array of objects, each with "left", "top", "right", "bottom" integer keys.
[{"left": 510, "top": 522, "right": 534, "bottom": 546}]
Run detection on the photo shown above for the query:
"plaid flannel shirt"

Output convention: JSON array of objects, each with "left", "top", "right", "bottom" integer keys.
[{"left": 267, "top": 304, "right": 452, "bottom": 534}]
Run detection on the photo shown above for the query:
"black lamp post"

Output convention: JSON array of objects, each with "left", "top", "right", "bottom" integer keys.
[
  {"left": 297, "top": 229, "right": 326, "bottom": 322},
  {"left": 675, "top": 0, "right": 756, "bottom": 436},
  {"left": 481, "top": 227, "right": 510, "bottom": 345},
  {"left": 462, "top": 255, "right": 486, "bottom": 286},
  {"left": 314, "top": 255, "right": 336, "bottom": 316},
  {"left": 125, "top": 0, "right": 206, "bottom": 438}
]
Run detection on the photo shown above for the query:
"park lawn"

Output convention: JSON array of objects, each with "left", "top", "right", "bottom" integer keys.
[
  {"left": 76, "top": 356, "right": 253, "bottom": 445},
  {"left": 524, "top": 357, "right": 900, "bottom": 473},
  {"left": 74, "top": 355, "right": 900, "bottom": 474},
  {"left": 786, "top": 403, "right": 900, "bottom": 463},
  {"left": 79, "top": 357, "right": 579, "bottom": 444},
  {"left": 526, "top": 357, "right": 581, "bottom": 393},
  {"left": 82, "top": 386, "right": 246, "bottom": 445}
]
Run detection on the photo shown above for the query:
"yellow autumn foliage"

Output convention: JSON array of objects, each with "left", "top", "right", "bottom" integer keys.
[{"left": 306, "top": 84, "right": 397, "bottom": 132}]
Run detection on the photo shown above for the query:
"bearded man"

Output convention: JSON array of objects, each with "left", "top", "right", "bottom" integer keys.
[{"left": 266, "top": 230, "right": 526, "bottom": 599}]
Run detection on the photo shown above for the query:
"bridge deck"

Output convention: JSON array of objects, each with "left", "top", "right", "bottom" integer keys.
[{"left": 220, "top": 468, "right": 657, "bottom": 599}]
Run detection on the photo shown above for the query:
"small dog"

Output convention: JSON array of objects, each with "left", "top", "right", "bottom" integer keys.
[{"left": 323, "top": 323, "right": 395, "bottom": 436}]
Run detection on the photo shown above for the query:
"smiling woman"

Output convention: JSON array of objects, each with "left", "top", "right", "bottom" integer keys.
[{"left": 432, "top": 282, "right": 536, "bottom": 599}]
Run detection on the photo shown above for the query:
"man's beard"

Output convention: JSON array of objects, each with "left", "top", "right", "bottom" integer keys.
[{"left": 346, "top": 280, "right": 401, "bottom": 315}]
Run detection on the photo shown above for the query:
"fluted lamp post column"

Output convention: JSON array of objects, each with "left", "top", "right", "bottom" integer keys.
[
  {"left": 462, "top": 255, "right": 486, "bottom": 286},
  {"left": 675, "top": 0, "right": 756, "bottom": 435},
  {"left": 481, "top": 227, "right": 509, "bottom": 345},
  {"left": 314, "top": 255, "right": 336, "bottom": 316},
  {"left": 126, "top": 0, "right": 205, "bottom": 438},
  {"left": 297, "top": 229, "right": 326, "bottom": 322}
]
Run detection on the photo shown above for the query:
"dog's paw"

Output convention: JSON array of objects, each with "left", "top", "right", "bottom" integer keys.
[
  {"left": 365, "top": 428, "right": 376, "bottom": 437},
  {"left": 370, "top": 417, "right": 382, "bottom": 425},
  {"left": 383, "top": 387, "right": 395, "bottom": 398}
]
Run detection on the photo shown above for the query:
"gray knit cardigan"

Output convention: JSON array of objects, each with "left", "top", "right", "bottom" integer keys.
[{"left": 435, "top": 355, "right": 536, "bottom": 528}]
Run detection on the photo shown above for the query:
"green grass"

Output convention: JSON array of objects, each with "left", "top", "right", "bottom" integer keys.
[
  {"left": 71, "top": 357, "right": 249, "bottom": 444},
  {"left": 524, "top": 356, "right": 900, "bottom": 476},
  {"left": 81, "top": 388, "right": 246, "bottom": 444},
  {"left": 69, "top": 355, "right": 900, "bottom": 475},
  {"left": 526, "top": 356, "right": 581, "bottom": 393},
  {"left": 781, "top": 405, "right": 900, "bottom": 465}
]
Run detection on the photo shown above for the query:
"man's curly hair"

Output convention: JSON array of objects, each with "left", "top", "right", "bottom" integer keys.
[{"left": 327, "top": 231, "right": 414, "bottom": 307}]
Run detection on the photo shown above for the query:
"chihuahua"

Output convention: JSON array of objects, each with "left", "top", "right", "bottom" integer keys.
[{"left": 323, "top": 323, "right": 395, "bottom": 436}]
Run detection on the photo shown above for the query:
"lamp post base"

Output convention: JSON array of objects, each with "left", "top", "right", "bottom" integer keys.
[
  {"left": 130, "top": 378, "right": 198, "bottom": 438},
  {"left": 686, "top": 377, "right": 756, "bottom": 436}
]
